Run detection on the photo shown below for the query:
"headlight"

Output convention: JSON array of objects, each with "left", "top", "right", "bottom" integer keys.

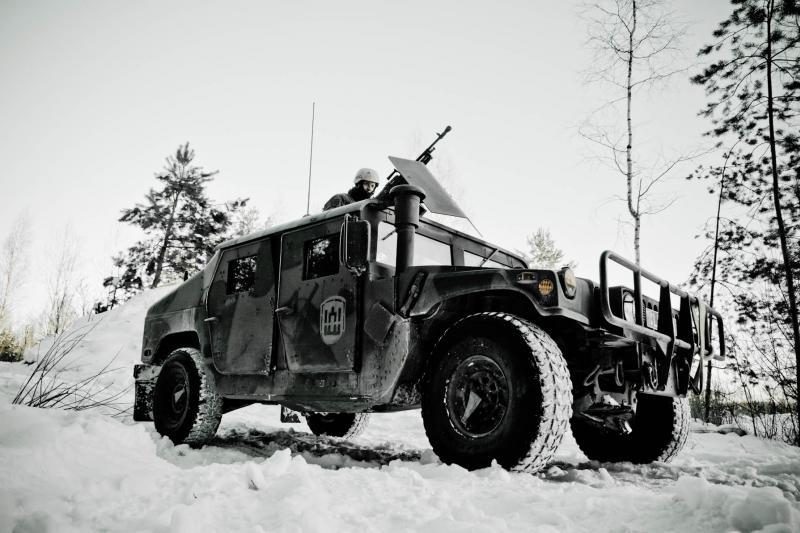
[
  {"left": 622, "top": 291, "right": 635, "bottom": 322},
  {"left": 559, "top": 267, "right": 577, "bottom": 298}
]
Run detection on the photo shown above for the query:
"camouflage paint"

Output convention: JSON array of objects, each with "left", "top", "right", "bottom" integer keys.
[
  {"left": 135, "top": 195, "right": 723, "bottom": 418},
  {"left": 206, "top": 239, "right": 275, "bottom": 375},
  {"left": 277, "top": 217, "right": 357, "bottom": 373}
]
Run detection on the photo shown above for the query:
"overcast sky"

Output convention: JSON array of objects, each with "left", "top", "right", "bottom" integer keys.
[{"left": 0, "top": 0, "right": 731, "bottom": 324}]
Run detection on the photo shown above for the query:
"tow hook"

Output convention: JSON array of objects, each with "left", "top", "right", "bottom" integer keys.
[
  {"left": 581, "top": 396, "right": 634, "bottom": 435},
  {"left": 613, "top": 417, "right": 633, "bottom": 435}
]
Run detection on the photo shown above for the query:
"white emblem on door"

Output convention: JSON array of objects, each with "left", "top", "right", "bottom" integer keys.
[{"left": 320, "top": 296, "right": 346, "bottom": 345}]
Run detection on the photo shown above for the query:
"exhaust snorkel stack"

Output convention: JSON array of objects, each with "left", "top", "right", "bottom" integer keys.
[{"left": 390, "top": 184, "right": 426, "bottom": 274}]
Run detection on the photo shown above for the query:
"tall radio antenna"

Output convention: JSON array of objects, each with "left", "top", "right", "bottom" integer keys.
[{"left": 305, "top": 102, "right": 316, "bottom": 216}]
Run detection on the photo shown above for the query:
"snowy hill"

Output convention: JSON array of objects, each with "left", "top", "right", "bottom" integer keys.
[
  {"left": 1, "top": 286, "right": 177, "bottom": 408},
  {"left": 1, "top": 290, "right": 799, "bottom": 532}
]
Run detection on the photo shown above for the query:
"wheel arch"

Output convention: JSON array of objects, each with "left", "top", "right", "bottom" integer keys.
[
  {"left": 425, "top": 289, "right": 537, "bottom": 344},
  {"left": 431, "top": 309, "right": 543, "bottom": 359},
  {"left": 153, "top": 331, "right": 201, "bottom": 366},
  {"left": 415, "top": 291, "right": 581, "bottom": 379},
  {"left": 401, "top": 292, "right": 535, "bottom": 387}
]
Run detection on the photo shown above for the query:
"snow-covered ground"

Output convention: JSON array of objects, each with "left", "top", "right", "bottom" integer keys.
[{"left": 1, "top": 290, "right": 799, "bottom": 532}]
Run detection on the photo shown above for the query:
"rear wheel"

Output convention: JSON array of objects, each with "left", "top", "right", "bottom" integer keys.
[
  {"left": 305, "top": 412, "right": 370, "bottom": 438},
  {"left": 153, "top": 348, "right": 222, "bottom": 447},
  {"left": 571, "top": 394, "right": 690, "bottom": 463},
  {"left": 421, "top": 312, "right": 572, "bottom": 473}
]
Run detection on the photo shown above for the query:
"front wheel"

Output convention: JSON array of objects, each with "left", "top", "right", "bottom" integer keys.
[
  {"left": 421, "top": 312, "right": 572, "bottom": 473},
  {"left": 153, "top": 347, "right": 222, "bottom": 447},
  {"left": 571, "top": 394, "right": 690, "bottom": 463},
  {"left": 305, "top": 412, "right": 370, "bottom": 438}
]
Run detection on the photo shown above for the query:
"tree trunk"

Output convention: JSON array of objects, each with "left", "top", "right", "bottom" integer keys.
[
  {"left": 151, "top": 182, "right": 184, "bottom": 289},
  {"left": 0, "top": 268, "right": 11, "bottom": 323},
  {"left": 704, "top": 148, "right": 731, "bottom": 422},
  {"left": 626, "top": 1, "right": 639, "bottom": 265},
  {"left": 764, "top": 1, "right": 800, "bottom": 445}
]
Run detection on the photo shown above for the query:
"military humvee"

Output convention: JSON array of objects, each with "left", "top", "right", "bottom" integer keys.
[{"left": 133, "top": 156, "right": 724, "bottom": 473}]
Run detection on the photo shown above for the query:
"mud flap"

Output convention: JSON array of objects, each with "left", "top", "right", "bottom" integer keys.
[
  {"left": 133, "top": 380, "right": 155, "bottom": 421},
  {"left": 133, "top": 363, "right": 158, "bottom": 422}
]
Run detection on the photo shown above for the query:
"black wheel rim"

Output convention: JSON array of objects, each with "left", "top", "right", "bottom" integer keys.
[
  {"left": 159, "top": 364, "right": 191, "bottom": 432},
  {"left": 446, "top": 354, "right": 509, "bottom": 438}
]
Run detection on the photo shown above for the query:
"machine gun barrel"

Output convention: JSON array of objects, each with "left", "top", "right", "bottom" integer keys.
[
  {"left": 382, "top": 125, "right": 452, "bottom": 186},
  {"left": 417, "top": 125, "right": 452, "bottom": 165}
]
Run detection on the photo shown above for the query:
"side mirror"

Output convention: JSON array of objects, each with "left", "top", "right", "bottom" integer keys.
[{"left": 340, "top": 217, "right": 370, "bottom": 275}]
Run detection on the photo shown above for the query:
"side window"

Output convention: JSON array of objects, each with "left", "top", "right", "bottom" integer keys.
[
  {"left": 227, "top": 255, "right": 257, "bottom": 294},
  {"left": 415, "top": 234, "right": 451, "bottom": 266},
  {"left": 377, "top": 221, "right": 397, "bottom": 266},
  {"left": 304, "top": 233, "right": 340, "bottom": 280}
]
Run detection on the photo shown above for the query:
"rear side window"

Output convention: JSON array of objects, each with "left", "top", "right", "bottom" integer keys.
[
  {"left": 227, "top": 255, "right": 257, "bottom": 294},
  {"left": 304, "top": 233, "right": 340, "bottom": 280}
]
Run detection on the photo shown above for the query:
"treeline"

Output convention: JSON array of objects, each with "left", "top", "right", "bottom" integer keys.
[
  {"left": 0, "top": 216, "right": 90, "bottom": 361},
  {"left": 689, "top": 388, "right": 797, "bottom": 443}
]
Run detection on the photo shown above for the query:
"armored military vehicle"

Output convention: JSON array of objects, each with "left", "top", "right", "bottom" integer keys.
[{"left": 133, "top": 155, "right": 724, "bottom": 473}]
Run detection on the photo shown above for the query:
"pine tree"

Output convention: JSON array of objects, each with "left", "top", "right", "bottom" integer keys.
[
  {"left": 107, "top": 143, "right": 247, "bottom": 301},
  {"left": 525, "top": 229, "right": 574, "bottom": 269},
  {"left": 689, "top": 0, "right": 799, "bottom": 441}
]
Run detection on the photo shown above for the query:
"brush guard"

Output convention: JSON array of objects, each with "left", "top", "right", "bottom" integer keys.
[{"left": 599, "top": 251, "right": 725, "bottom": 395}]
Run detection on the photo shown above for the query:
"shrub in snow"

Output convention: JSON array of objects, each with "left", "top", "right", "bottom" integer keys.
[
  {"left": 12, "top": 322, "right": 129, "bottom": 415},
  {"left": 0, "top": 329, "right": 24, "bottom": 362}
]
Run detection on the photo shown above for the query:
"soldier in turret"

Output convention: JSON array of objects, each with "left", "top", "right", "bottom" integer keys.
[{"left": 323, "top": 168, "right": 380, "bottom": 211}]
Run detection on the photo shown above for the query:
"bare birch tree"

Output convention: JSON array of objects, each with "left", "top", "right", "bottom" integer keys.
[
  {"left": 44, "top": 229, "right": 80, "bottom": 336},
  {"left": 581, "top": 0, "right": 693, "bottom": 264},
  {"left": 0, "top": 213, "right": 32, "bottom": 327}
]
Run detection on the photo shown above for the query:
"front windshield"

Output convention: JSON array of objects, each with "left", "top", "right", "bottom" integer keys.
[
  {"left": 377, "top": 221, "right": 451, "bottom": 267},
  {"left": 464, "top": 250, "right": 507, "bottom": 269}
]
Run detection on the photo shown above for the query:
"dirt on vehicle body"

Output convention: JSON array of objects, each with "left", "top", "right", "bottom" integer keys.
[{"left": 133, "top": 156, "right": 724, "bottom": 473}]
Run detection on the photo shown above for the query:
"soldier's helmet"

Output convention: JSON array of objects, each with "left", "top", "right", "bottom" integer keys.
[{"left": 354, "top": 168, "right": 380, "bottom": 185}]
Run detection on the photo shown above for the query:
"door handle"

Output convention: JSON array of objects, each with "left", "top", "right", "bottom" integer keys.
[
  {"left": 204, "top": 317, "right": 219, "bottom": 323},
  {"left": 275, "top": 306, "right": 294, "bottom": 316}
]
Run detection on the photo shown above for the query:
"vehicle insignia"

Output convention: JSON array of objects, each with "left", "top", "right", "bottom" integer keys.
[{"left": 320, "top": 296, "right": 346, "bottom": 345}]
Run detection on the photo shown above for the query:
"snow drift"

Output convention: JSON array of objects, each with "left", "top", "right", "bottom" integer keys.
[{"left": 1, "top": 288, "right": 799, "bottom": 532}]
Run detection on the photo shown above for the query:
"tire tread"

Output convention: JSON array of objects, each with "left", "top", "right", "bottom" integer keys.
[{"left": 424, "top": 312, "right": 572, "bottom": 473}]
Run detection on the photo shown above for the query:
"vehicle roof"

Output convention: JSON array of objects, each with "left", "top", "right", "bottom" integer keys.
[
  {"left": 216, "top": 199, "right": 378, "bottom": 250},
  {"left": 216, "top": 200, "right": 527, "bottom": 266}
]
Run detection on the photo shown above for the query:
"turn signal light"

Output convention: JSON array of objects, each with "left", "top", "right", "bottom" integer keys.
[{"left": 538, "top": 278, "right": 554, "bottom": 296}]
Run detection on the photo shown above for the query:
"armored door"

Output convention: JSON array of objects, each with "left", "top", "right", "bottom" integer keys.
[
  {"left": 206, "top": 239, "right": 276, "bottom": 374},
  {"left": 276, "top": 219, "right": 358, "bottom": 373}
]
